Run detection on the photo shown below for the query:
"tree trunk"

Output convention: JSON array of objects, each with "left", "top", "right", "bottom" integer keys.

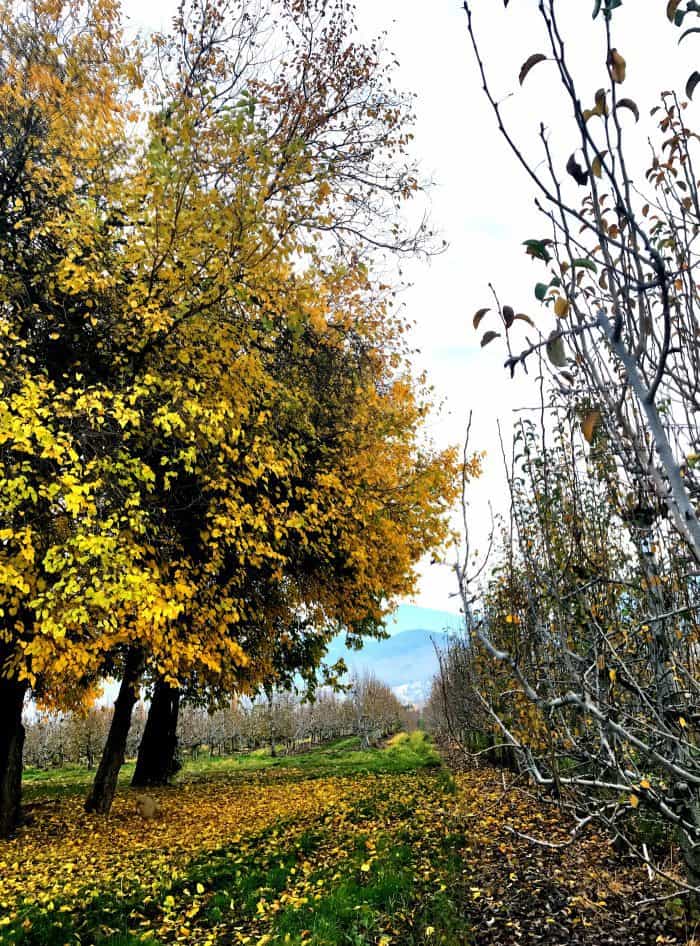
[
  {"left": 85, "top": 647, "right": 143, "bottom": 814},
  {"left": 131, "top": 678, "right": 181, "bottom": 788},
  {"left": 0, "top": 676, "right": 28, "bottom": 838}
]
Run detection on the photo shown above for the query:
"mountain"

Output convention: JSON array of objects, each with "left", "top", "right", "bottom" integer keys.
[
  {"left": 383, "top": 604, "right": 462, "bottom": 637},
  {"left": 325, "top": 605, "right": 463, "bottom": 704}
]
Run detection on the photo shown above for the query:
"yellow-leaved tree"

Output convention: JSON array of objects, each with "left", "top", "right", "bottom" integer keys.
[{"left": 0, "top": 0, "right": 460, "bottom": 832}]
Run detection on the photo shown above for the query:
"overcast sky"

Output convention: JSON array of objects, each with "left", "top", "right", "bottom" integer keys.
[{"left": 121, "top": 0, "right": 697, "bottom": 615}]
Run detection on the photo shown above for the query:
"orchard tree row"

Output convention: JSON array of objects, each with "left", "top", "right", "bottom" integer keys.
[
  {"left": 23, "top": 674, "right": 411, "bottom": 771},
  {"left": 429, "top": 0, "right": 700, "bottom": 893},
  {"left": 0, "top": 0, "right": 461, "bottom": 836}
]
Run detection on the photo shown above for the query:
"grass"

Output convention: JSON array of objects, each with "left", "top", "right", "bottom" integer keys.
[
  {"left": 6, "top": 732, "right": 471, "bottom": 946},
  {"left": 190, "top": 730, "right": 441, "bottom": 778},
  {"left": 22, "top": 731, "right": 440, "bottom": 800},
  {"left": 23, "top": 761, "right": 136, "bottom": 801}
]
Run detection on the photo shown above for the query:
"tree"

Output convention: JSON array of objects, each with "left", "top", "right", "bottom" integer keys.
[
  {"left": 80, "top": 0, "right": 459, "bottom": 805},
  {"left": 460, "top": 0, "right": 700, "bottom": 886},
  {"left": 0, "top": 0, "right": 457, "bottom": 831},
  {"left": 349, "top": 672, "right": 406, "bottom": 747},
  {"left": 0, "top": 0, "right": 160, "bottom": 835}
]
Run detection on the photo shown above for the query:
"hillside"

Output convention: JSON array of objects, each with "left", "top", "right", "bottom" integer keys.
[{"left": 325, "top": 605, "right": 462, "bottom": 703}]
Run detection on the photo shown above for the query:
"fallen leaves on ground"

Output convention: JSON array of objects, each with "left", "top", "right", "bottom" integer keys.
[{"left": 0, "top": 753, "right": 693, "bottom": 945}]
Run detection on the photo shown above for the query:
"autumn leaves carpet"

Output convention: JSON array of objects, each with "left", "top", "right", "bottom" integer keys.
[{"left": 0, "top": 736, "right": 694, "bottom": 945}]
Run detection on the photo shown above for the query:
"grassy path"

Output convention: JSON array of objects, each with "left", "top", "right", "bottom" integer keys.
[{"left": 0, "top": 733, "right": 693, "bottom": 945}]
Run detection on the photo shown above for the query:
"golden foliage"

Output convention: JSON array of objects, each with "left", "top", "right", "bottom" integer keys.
[{"left": 0, "top": 0, "right": 459, "bottom": 711}]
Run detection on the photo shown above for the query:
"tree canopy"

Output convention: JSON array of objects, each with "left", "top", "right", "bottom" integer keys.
[{"left": 0, "top": 0, "right": 459, "bottom": 831}]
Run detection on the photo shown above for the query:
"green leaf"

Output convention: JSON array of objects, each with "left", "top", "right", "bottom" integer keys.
[
  {"left": 616, "top": 98, "right": 640, "bottom": 122},
  {"left": 687, "top": 71, "right": 700, "bottom": 100},
  {"left": 592, "top": 0, "right": 602, "bottom": 17},
  {"left": 546, "top": 331, "right": 567, "bottom": 368},
  {"left": 680, "top": 27, "right": 700, "bottom": 43},
  {"left": 535, "top": 283, "right": 548, "bottom": 301},
  {"left": 523, "top": 239, "right": 552, "bottom": 263},
  {"left": 481, "top": 331, "right": 501, "bottom": 348},
  {"left": 572, "top": 258, "right": 598, "bottom": 273}
]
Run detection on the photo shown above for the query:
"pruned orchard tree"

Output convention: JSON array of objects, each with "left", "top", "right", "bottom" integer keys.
[{"left": 459, "top": 0, "right": 700, "bottom": 888}]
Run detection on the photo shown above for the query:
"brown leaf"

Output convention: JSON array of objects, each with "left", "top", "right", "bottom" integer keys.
[
  {"left": 481, "top": 330, "right": 501, "bottom": 348},
  {"left": 592, "top": 151, "right": 607, "bottom": 179},
  {"left": 554, "top": 296, "right": 570, "bottom": 318},
  {"left": 519, "top": 53, "right": 547, "bottom": 86},
  {"left": 594, "top": 88, "right": 608, "bottom": 116},
  {"left": 473, "top": 308, "right": 490, "bottom": 330},
  {"left": 582, "top": 410, "right": 601, "bottom": 444},
  {"left": 514, "top": 313, "right": 535, "bottom": 327},
  {"left": 667, "top": 0, "right": 681, "bottom": 21},
  {"left": 607, "top": 48, "right": 626, "bottom": 83}
]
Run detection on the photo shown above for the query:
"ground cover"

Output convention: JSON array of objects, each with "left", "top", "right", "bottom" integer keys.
[{"left": 0, "top": 733, "right": 695, "bottom": 945}]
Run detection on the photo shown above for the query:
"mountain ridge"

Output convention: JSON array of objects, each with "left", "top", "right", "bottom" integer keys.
[{"left": 325, "top": 605, "right": 463, "bottom": 704}]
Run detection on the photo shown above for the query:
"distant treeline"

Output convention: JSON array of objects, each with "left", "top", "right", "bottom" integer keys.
[{"left": 24, "top": 674, "right": 419, "bottom": 770}]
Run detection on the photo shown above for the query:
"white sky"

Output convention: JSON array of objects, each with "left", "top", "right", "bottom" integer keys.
[{"left": 120, "top": 0, "right": 698, "bottom": 614}]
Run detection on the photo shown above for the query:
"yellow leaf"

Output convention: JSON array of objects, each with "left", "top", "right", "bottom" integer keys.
[
  {"left": 554, "top": 297, "right": 570, "bottom": 318},
  {"left": 629, "top": 794, "right": 639, "bottom": 808},
  {"left": 640, "top": 778, "right": 651, "bottom": 790},
  {"left": 360, "top": 862, "right": 371, "bottom": 872},
  {"left": 582, "top": 410, "right": 601, "bottom": 444}
]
